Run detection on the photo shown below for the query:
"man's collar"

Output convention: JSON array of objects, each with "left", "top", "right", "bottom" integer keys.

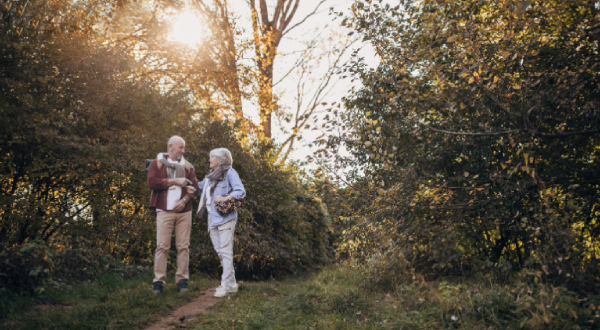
[{"left": 158, "top": 152, "right": 183, "bottom": 163}]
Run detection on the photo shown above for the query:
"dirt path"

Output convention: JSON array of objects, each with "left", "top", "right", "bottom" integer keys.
[{"left": 143, "top": 287, "right": 225, "bottom": 330}]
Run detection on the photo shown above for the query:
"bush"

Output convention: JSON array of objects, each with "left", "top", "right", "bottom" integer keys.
[
  {"left": 0, "top": 239, "right": 147, "bottom": 297},
  {"left": 316, "top": 0, "right": 600, "bottom": 296}
]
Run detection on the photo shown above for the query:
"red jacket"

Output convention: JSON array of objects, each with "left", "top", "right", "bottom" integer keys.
[{"left": 147, "top": 156, "right": 198, "bottom": 214}]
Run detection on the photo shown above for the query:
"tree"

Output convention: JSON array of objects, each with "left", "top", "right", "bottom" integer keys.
[
  {"left": 105, "top": 0, "right": 254, "bottom": 124},
  {"left": 107, "top": 0, "right": 337, "bottom": 143},
  {"left": 318, "top": 0, "right": 600, "bottom": 287},
  {"left": 249, "top": 0, "right": 327, "bottom": 138},
  {"left": 0, "top": 0, "right": 186, "bottom": 250}
]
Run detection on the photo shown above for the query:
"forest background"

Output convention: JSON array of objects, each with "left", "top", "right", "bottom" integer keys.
[{"left": 1, "top": 0, "right": 599, "bottom": 329}]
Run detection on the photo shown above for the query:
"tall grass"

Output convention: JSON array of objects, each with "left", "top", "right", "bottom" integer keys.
[{"left": 194, "top": 266, "right": 600, "bottom": 329}]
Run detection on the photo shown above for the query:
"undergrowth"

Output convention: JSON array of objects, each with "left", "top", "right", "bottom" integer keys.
[
  {"left": 196, "top": 265, "right": 600, "bottom": 329},
  {"left": 2, "top": 265, "right": 598, "bottom": 329}
]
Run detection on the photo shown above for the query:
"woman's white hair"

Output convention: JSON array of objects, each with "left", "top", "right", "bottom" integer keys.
[{"left": 210, "top": 148, "right": 233, "bottom": 166}]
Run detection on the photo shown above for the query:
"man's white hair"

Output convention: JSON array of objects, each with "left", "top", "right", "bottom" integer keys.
[
  {"left": 210, "top": 148, "right": 233, "bottom": 166},
  {"left": 168, "top": 135, "right": 185, "bottom": 149}
]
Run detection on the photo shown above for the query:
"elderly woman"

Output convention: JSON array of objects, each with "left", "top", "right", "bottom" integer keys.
[{"left": 196, "top": 148, "right": 246, "bottom": 297}]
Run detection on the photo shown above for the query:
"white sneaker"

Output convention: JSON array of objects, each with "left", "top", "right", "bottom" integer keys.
[
  {"left": 227, "top": 284, "right": 239, "bottom": 293},
  {"left": 214, "top": 286, "right": 228, "bottom": 297}
]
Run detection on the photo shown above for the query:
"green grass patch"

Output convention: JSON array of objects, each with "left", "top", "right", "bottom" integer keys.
[
  {"left": 2, "top": 266, "right": 599, "bottom": 329},
  {"left": 193, "top": 266, "right": 600, "bottom": 330},
  {"left": 0, "top": 271, "right": 216, "bottom": 330}
]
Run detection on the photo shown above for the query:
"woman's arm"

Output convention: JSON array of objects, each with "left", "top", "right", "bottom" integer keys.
[
  {"left": 197, "top": 178, "right": 207, "bottom": 196},
  {"left": 228, "top": 169, "right": 246, "bottom": 199}
]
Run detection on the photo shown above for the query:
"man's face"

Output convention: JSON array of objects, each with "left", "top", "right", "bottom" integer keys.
[{"left": 169, "top": 140, "right": 185, "bottom": 160}]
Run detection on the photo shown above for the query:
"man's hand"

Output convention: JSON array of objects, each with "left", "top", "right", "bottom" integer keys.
[
  {"left": 172, "top": 199, "right": 186, "bottom": 212},
  {"left": 168, "top": 178, "right": 191, "bottom": 187}
]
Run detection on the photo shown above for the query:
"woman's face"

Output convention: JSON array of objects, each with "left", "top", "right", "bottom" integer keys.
[{"left": 209, "top": 155, "right": 219, "bottom": 169}]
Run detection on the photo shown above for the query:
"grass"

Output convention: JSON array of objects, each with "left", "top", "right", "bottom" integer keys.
[
  {"left": 191, "top": 266, "right": 600, "bottom": 330},
  {"left": 0, "top": 271, "right": 216, "bottom": 330},
  {"left": 2, "top": 266, "right": 599, "bottom": 329}
]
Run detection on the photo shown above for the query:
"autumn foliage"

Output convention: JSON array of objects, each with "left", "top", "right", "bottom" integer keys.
[
  {"left": 0, "top": 0, "right": 331, "bottom": 295},
  {"left": 315, "top": 0, "right": 600, "bottom": 295}
]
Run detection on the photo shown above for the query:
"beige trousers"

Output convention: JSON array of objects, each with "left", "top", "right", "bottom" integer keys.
[{"left": 153, "top": 211, "right": 191, "bottom": 284}]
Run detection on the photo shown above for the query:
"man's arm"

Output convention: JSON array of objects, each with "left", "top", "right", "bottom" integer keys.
[
  {"left": 173, "top": 167, "right": 198, "bottom": 212},
  {"left": 183, "top": 167, "right": 199, "bottom": 202},
  {"left": 147, "top": 160, "right": 168, "bottom": 190},
  {"left": 147, "top": 160, "right": 191, "bottom": 191}
]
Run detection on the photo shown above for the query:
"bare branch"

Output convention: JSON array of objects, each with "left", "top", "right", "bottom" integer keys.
[{"left": 282, "top": 0, "right": 328, "bottom": 37}]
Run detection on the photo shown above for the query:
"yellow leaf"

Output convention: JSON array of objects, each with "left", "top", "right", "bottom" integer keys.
[
  {"left": 493, "top": 76, "right": 498, "bottom": 83},
  {"left": 461, "top": 73, "right": 468, "bottom": 78},
  {"left": 535, "top": 72, "right": 542, "bottom": 77},
  {"left": 376, "top": 127, "right": 381, "bottom": 132},
  {"left": 460, "top": 103, "right": 466, "bottom": 109},
  {"left": 468, "top": 77, "right": 475, "bottom": 84},
  {"left": 513, "top": 84, "right": 521, "bottom": 90}
]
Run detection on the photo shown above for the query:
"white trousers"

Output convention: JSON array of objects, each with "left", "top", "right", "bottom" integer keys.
[{"left": 208, "top": 218, "right": 237, "bottom": 288}]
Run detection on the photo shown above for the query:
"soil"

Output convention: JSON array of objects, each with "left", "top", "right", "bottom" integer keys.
[{"left": 143, "top": 287, "right": 225, "bottom": 330}]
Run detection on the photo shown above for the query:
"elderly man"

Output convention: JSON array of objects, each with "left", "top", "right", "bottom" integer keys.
[{"left": 147, "top": 136, "right": 198, "bottom": 294}]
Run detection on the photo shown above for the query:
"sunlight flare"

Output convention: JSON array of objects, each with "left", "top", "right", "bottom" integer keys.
[{"left": 171, "top": 12, "right": 203, "bottom": 45}]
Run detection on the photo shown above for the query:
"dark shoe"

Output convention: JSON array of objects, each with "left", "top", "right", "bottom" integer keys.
[
  {"left": 152, "top": 281, "right": 164, "bottom": 294},
  {"left": 177, "top": 279, "right": 189, "bottom": 292}
]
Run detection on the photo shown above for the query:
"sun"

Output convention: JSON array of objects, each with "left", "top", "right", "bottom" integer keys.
[{"left": 171, "top": 12, "right": 203, "bottom": 45}]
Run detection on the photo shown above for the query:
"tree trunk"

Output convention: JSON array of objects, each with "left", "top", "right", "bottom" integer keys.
[{"left": 249, "top": 0, "right": 300, "bottom": 139}]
